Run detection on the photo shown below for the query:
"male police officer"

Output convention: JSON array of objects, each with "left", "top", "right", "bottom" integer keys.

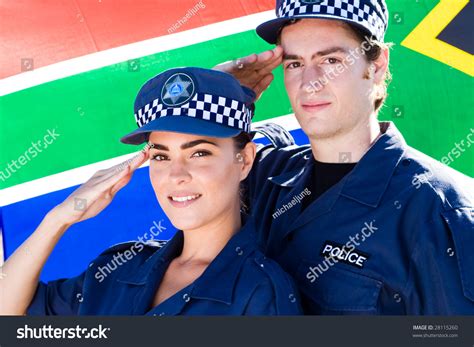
[{"left": 217, "top": 0, "right": 474, "bottom": 314}]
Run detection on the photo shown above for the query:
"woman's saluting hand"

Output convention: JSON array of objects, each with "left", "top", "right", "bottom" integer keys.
[
  {"left": 51, "top": 148, "right": 150, "bottom": 226},
  {"left": 0, "top": 148, "right": 150, "bottom": 315}
]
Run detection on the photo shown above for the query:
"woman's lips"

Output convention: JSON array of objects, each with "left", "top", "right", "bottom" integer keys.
[
  {"left": 301, "top": 102, "right": 331, "bottom": 112},
  {"left": 167, "top": 193, "right": 202, "bottom": 208}
]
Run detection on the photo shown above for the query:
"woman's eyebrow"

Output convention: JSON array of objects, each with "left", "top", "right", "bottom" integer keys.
[
  {"left": 181, "top": 139, "right": 219, "bottom": 149},
  {"left": 149, "top": 143, "right": 169, "bottom": 151},
  {"left": 148, "top": 139, "right": 219, "bottom": 151}
]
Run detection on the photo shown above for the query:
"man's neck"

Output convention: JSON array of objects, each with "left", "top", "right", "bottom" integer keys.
[{"left": 310, "top": 118, "right": 381, "bottom": 163}]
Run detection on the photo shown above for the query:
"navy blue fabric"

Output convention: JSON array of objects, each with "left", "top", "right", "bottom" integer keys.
[
  {"left": 121, "top": 67, "right": 256, "bottom": 144},
  {"left": 245, "top": 121, "right": 474, "bottom": 315},
  {"left": 257, "top": 0, "right": 389, "bottom": 44},
  {"left": 27, "top": 218, "right": 302, "bottom": 316}
]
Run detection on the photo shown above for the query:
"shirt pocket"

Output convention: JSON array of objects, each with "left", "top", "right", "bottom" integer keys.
[{"left": 297, "top": 260, "right": 383, "bottom": 315}]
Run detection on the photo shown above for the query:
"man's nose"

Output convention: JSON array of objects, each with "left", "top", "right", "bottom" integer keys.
[{"left": 301, "top": 65, "right": 325, "bottom": 94}]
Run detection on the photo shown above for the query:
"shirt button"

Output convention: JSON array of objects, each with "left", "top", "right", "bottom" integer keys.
[
  {"left": 288, "top": 294, "right": 296, "bottom": 303},
  {"left": 76, "top": 293, "right": 84, "bottom": 303},
  {"left": 447, "top": 248, "right": 455, "bottom": 257},
  {"left": 183, "top": 293, "right": 190, "bottom": 302},
  {"left": 235, "top": 246, "right": 243, "bottom": 256},
  {"left": 393, "top": 293, "right": 402, "bottom": 303}
]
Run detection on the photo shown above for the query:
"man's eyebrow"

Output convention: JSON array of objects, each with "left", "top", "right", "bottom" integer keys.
[
  {"left": 283, "top": 47, "right": 350, "bottom": 60},
  {"left": 148, "top": 139, "right": 219, "bottom": 151}
]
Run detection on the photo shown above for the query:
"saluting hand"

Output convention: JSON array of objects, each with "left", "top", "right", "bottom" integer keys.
[
  {"left": 213, "top": 46, "right": 283, "bottom": 100},
  {"left": 50, "top": 148, "right": 150, "bottom": 226}
]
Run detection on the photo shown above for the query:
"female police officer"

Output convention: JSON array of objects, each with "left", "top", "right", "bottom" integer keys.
[{"left": 0, "top": 67, "right": 301, "bottom": 316}]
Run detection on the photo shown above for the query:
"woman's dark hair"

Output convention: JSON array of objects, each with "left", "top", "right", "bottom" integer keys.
[
  {"left": 232, "top": 132, "right": 252, "bottom": 213},
  {"left": 233, "top": 131, "right": 252, "bottom": 151}
]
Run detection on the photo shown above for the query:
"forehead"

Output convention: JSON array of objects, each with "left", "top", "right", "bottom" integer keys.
[{"left": 280, "top": 18, "right": 359, "bottom": 48}]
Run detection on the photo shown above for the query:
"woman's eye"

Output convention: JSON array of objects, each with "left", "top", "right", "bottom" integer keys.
[
  {"left": 285, "top": 61, "right": 301, "bottom": 70},
  {"left": 152, "top": 153, "right": 169, "bottom": 161},
  {"left": 191, "top": 150, "right": 211, "bottom": 158}
]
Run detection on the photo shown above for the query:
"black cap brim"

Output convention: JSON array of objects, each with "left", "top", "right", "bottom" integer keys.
[
  {"left": 120, "top": 116, "right": 242, "bottom": 145},
  {"left": 256, "top": 15, "right": 375, "bottom": 44}
]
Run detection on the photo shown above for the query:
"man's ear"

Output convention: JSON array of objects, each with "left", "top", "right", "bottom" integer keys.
[
  {"left": 239, "top": 141, "right": 257, "bottom": 181},
  {"left": 373, "top": 47, "right": 389, "bottom": 84}
]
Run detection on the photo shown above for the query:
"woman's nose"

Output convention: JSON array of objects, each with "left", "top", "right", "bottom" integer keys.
[{"left": 168, "top": 160, "right": 192, "bottom": 184}]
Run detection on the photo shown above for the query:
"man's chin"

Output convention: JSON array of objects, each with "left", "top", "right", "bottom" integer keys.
[{"left": 300, "top": 121, "right": 340, "bottom": 141}]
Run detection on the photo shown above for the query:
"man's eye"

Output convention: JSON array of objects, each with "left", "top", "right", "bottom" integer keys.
[
  {"left": 324, "top": 57, "right": 341, "bottom": 64},
  {"left": 191, "top": 150, "right": 211, "bottom": 158},
  {"left": 152, "top": 153, "right": 169, "bottom": 161},
  {"left": 285, "top": 61, "right": 301, "bottom": 70}
]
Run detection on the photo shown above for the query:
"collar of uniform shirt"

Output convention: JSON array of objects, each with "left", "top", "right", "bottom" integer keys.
[
  {"left": 117, "top": 216, "right": 258, "bottom": 305},
  {"left": 269, "top": 122, "right": 406, "bottom": 208}
]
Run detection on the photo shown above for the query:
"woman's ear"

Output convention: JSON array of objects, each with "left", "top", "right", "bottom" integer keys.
[{"left": 238, "top": 141, "right": 256, "bottom": 181}]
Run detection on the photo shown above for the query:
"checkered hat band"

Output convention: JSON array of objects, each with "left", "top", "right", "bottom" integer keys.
[
  {"left": 278, "top": 0, "right": 386, "bottom": 41},
  {"left": 134, "top": 93, "right": 253, "bottom": 133}
]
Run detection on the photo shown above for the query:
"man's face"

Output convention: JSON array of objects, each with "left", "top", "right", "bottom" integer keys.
[{"left": 281, "top": 19, "right": 378, "bottom": 141}]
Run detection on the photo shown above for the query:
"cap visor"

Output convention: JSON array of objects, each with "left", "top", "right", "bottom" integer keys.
[
  {"left": 257, "top": 15, "right": 376, "bottom": 44},
  {"left": 120, "top": 116, "right": 242, "bottom": 145},
  {"left": 256, "top": 17, "right": 292, "bottom": 44}
]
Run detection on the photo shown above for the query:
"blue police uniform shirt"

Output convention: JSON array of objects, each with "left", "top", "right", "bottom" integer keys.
[
  {"left": 246, "top": 121, "right": 474, "bottom": 315},
  {"left": 27, "top": 217, "right": 302, "bottom": 315}
]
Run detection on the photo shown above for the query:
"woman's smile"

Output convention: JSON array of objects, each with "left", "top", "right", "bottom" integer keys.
[{"left": 168, "top": 193, "right": 202, "bottom": 208}]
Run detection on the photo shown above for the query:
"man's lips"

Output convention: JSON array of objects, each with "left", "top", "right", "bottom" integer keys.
[
  {"left": 301, "top": 102, "right": 331, "bottom": 112},
  {"left": 167, "top": 193, "right": 202, "bottom": 208}
]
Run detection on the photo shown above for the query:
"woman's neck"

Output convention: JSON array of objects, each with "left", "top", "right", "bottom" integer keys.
[{"left": 177, "top": 208, "right": 242, "bottom": 265}]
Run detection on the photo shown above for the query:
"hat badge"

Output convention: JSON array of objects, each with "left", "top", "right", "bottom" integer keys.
[{"left": 161, "top": 73, "right": 195, "bottom": 106}]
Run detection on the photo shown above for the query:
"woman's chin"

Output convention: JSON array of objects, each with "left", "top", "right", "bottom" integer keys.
[{"left": 169, "top": 216, "right": 207, "bottom": 232}]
